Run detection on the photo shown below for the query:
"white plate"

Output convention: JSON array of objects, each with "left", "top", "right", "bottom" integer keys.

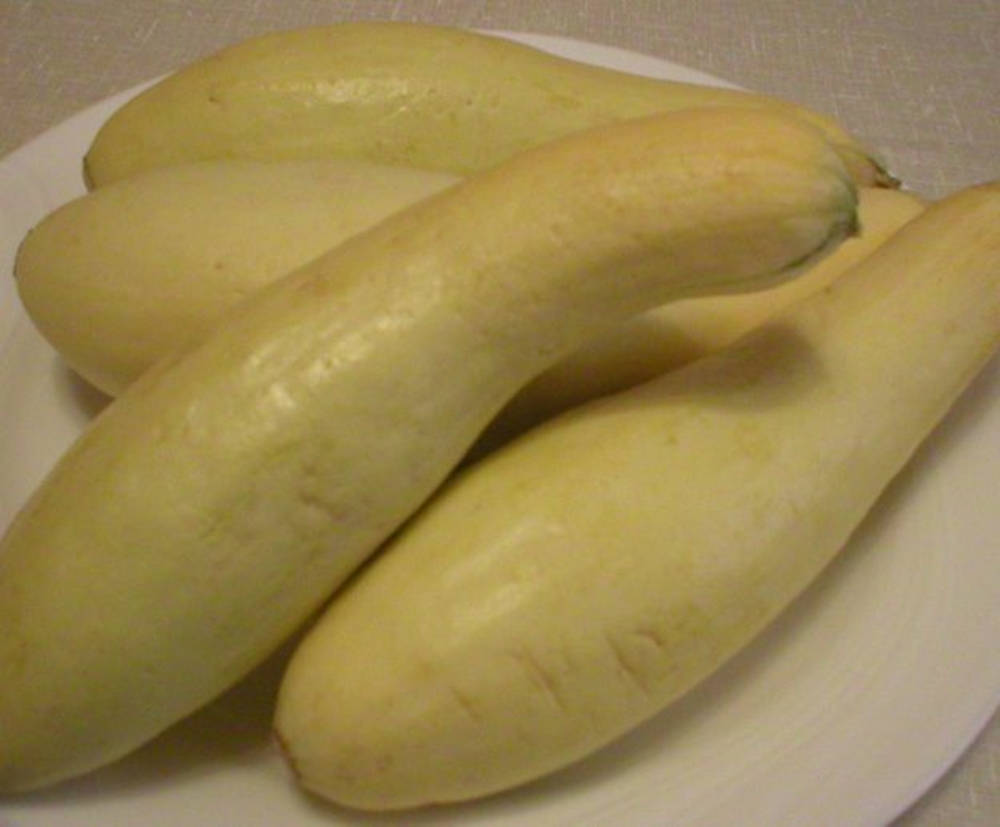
[{"left": 1, "top": 30, "right": 998, "bottom": 827}]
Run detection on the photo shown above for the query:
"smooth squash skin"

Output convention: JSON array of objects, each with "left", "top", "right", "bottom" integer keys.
[
  {"left": 14, "top": 159, "right": 459, "bottom": 395},
  {"left": 0, "top": 108, "right": 856, "bottom": 793},
  {"left": 82, "top": 22, "right": 890, "bottom": 188},
  {"left": 274, "top": 182, "right": 1000, "bottom": 811}
]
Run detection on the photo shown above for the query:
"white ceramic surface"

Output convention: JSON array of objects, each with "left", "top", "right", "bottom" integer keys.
[{"left": 0, "top": 31, "right": 997, "bottom": 827}]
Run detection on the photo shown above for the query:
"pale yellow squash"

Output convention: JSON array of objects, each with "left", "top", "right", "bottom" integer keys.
[
  {"left": 15, "top": 159, "right": 458, "bottom": 395},
  {"left": 274, "top": 182, "right": 1000, "bottom": 811},
  {"left": 0, "top": 108, "right": 856, "bottom": 792},
  {"left": 83, "top": 22, "right": 890, "bottom": 188}
]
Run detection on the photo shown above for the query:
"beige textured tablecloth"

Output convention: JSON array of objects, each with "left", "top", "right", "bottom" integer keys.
[{"left": 1, "top": 2, "right": 997, "bottom": 825}]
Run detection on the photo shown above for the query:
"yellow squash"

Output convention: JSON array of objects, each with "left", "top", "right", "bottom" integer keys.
[
  {"left": 83, "top": 22, "right": 890, "bottom": 188},
  {"left": 274, "top": 182, "right": 1000, "bottom": 811},
  {"left": 0, "top": 108, "right": 856, "bottom": 792},
  {"left": 15, "top": 158, "right": 458, "bottom": 395}
]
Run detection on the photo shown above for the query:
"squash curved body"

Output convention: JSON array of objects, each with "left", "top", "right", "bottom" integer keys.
[
  {"left": 275, "top": 182, "right": 1000, "bottom": 810},
  {"left": 0, "top": 108, "right": 855, "bottom": 792},
  {"left": 83, "top": 22, "right": 888, "bottom": 188}
]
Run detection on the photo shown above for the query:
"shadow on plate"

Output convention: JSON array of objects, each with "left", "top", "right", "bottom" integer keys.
[
  {"left": 7, "top": 637, "right": 298, "bottom": 808},
  {"left": 56, "top": 363, "right": 112, "bottom": 421}
]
